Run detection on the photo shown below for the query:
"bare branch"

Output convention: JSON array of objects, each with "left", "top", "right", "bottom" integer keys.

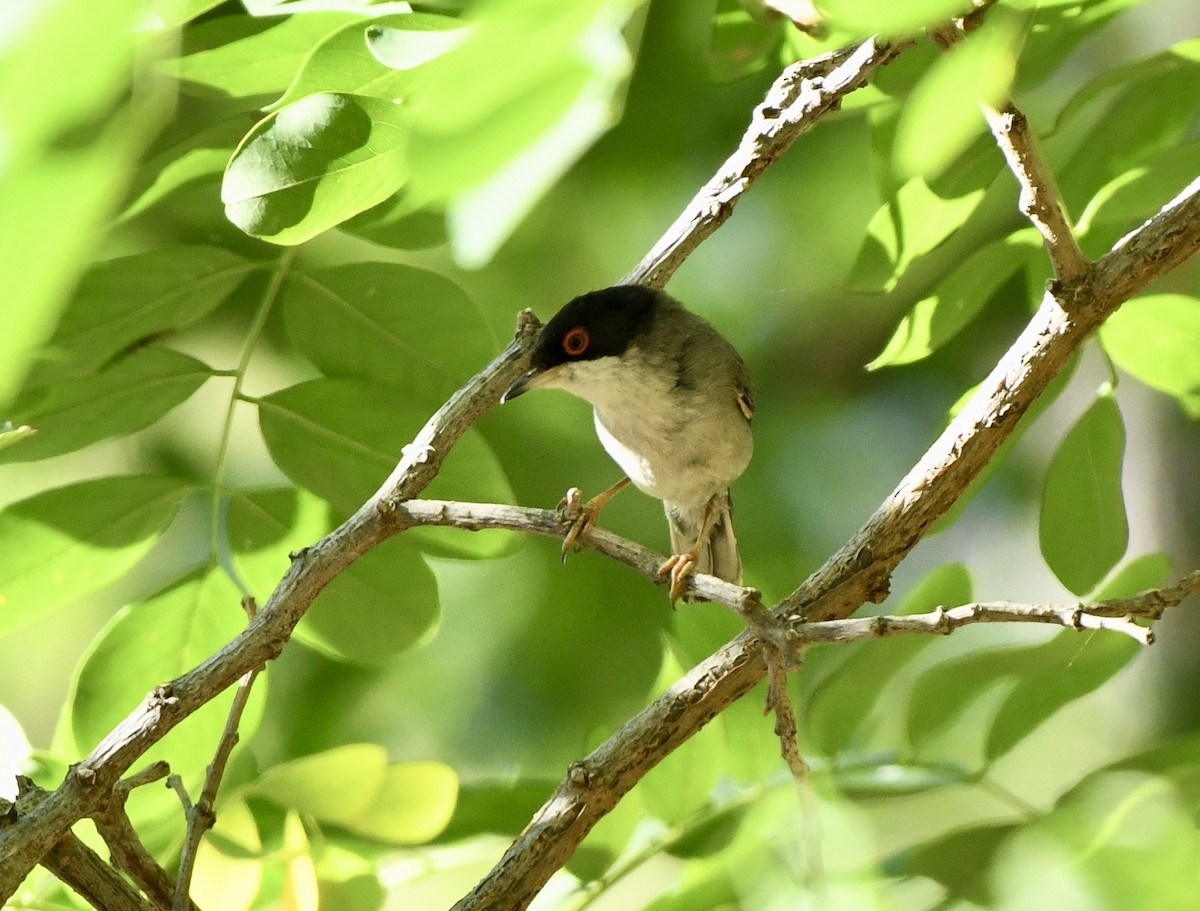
[
  {"left": 982, "top": 104, "right": 1088, "bottom": 284},
  {"left": 91, "top": 762, "right": 191, "bottom": 911},
  {"left": 933, "top": 21, "right": 1088, "bottom": 283},
  {"left": 450, "top": 176, "right": 1200, "bottom": 911},
  {"left": 622, "top": 36, "right": 908, "bottom": 288},
  {"left": 0, "top": 312, "right": 543, "bottom": 899}
]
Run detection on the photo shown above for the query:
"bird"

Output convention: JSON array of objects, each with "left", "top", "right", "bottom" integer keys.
[{"left": 501, "top": 284, "right": 754, "bottom": 601}]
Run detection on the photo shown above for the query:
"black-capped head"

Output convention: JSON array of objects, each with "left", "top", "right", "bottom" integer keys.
[{"left": 502, "top": 285, "right": 667, "bottom": 402}]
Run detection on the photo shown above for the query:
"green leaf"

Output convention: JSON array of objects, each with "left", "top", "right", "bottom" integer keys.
[
  {"left": 1009, "top": 0, "right": 1142, "bottom": 92},
  {"left": 1095, "top": 552, "right": 1171, "bottom": 600},
  {"left": 814, "top": 0, "right": 969, "bottom": 37},
  {"left": 1039, "top": 391, "right": 1129, "bottom": 595},
  {"left": 1056, "top": 40, "right": 1200, "bottom": 215},
  {"left": 71, "top": 570, "right": 266, "bottom": 783},
  {"left": 340, "top": 193, "right": 448, "bottom": 249},
  {"left": 28, "top": 247, "right": 256, "bottom": 383},
  {"left": 985, "top": 630, "right": 1140, "bottom": 760},
  {"left": 868, "top": 230, "right": 1041, "bottom": 369},
  {"left": 397, "top": 0, "right": 631, "bottom": 266},
  {"left": 341, "top": 761, "right": 458, "bottom": 843},
  {"left": 805, "top": 564, "right": 972, "bottom": 756},
  {"left": 0, "top": 0, "right": 164, "bottom": 405},
  {"left": 273, "top": 13, "right": 465, "bottom": 111},
  {"left": 836, "top": 759, "right": 973, "bottom": 797},
  {"left": 894, "top": 14, "right": 1019, "bottom": 179},
  {"left": 250, "top": 745, "right": 458, "bottom": 843},
  {"left": 888, "top": 822, "right": 1018, "bottom": 905},
  {"left": 169, "top": 13, "right": 360, "bottom": 98},
  {"left": 251, "top": 743, "right": 388, "bottom": 822},
  {"left": 228, "top": 487, "right": 330, "bottom": 603},
  {"left": 1, "top": 348, "right": 211, "bottom": 464},
  {"left": 707, "top": 3, "right": 785, "bottom": 84},
  {"left": 223, "top": 92, "right": 409, "bottom": 245},
  {"left": 1077, "top": 145, "right": 1200, "bottom": 251},
  {"left": 282, "top": 263, "right": 492, "bottom": 398},
  {"left": 120, "top": 118, "right": 256, "bottom": 222},
  {"left": 0, "top": 476, "right": 193, "bottom": 634},
  {"left": 256, "top": 378, "right": 515, "bottom": 555},
  {"left": 303, "top": 539, "right": 439, "bottom": 663},
  {"left": 906, "top": 646, "right": 1041, "bottom": 750},
  {"left": 364, "top": 15, "right": 471, "bottom": 71},
  {"left": 1100, "top": 294, "right": 1200, "bottom": 407},
  {"left": 859, "top": 178, "right": 986, "bottom": 291}
]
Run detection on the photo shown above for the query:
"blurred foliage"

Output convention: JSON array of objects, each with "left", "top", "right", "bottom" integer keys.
[{"left": 2, "top": 0, "right": 1200, "bottom": 909}]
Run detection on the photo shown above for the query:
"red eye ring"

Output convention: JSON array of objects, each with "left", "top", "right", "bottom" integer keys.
[{"left": 562, "top": 326, "right": 589, "bottom": 356}]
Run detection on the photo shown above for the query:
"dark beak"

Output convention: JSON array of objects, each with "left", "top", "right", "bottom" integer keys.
[{"left": 501, "top": 366, "right": 547, "bottom": 403}]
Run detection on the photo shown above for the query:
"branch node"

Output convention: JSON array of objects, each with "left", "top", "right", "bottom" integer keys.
[{"left": 567, "top": 763, "right": 590, "bottom": 788}]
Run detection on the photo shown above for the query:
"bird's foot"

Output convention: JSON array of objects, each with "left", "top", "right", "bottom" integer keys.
[
  {"left": 556, "top": 478, "right": 631, "bottom": 562},
  {"left": 558, "top": 487, "right": 601, "bottom": 560},
  {"left": 659, "top": 551, "right": 699, "bottom": 602}
]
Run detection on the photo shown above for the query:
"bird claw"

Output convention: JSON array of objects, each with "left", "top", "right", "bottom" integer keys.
[
  {"left": 659, "top": 552, "right": 699, "bottom": 602},
  {"left": 558, "top": 487, "right": 595, "bottom": 561}
]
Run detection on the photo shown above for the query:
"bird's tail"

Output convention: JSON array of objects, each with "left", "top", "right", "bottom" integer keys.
[{"left": 665, "top": 491, "right": 742, "bottom": 585}]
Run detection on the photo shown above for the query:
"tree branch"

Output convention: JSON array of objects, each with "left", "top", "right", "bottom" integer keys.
[
  {"left": 621, "top": 35, "right": 908, "bottom": 288},
  {"left": 90, "top": 761, "right": 193, "bottom": 911},
  {"left": 448, "top": 173, "right": 1200, "bottom": 911},
  {"left": 933, "top": 20, "right": 1088, "bottom": 284},
  {"left": 0, "top": 314, "right": 544, "bottom": 899},
  {"left": 172, "top": 598, "right": 262, "bottom": 911}
]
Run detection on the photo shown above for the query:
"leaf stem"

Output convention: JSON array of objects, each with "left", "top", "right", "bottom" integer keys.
[{"left": 209, "top": 249, "right": 297, "bottom": 567}]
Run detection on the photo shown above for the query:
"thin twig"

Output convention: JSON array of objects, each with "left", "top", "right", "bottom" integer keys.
[
  {"left": 91, "top": 761, "right": 190, "bottom": 911},
  {"left": 622, "top": 36, "right": 907, "bottom": 288},
  {"left": 173, "top": 598, "right": 263, "bottom": 911},
  {"left": 931, "top": 22, "right": 1088, "bottom": 284},
  {"left": 0, "top": 312, "right": 543, "bottom": 899},
  {"left": 448, "top": 175, "right": 1200, "bottom": 911}
]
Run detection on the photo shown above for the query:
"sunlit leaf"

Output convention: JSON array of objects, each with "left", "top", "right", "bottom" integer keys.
[
  {"left": 1, "top": 348, "right": 211, "bottom": 463},
  {"left": 1100, "top": 294, "right": 1200, "bottom": 407},
  {"left": 0, "top": 476, "right": 194, "bottom": 634},
  {"left": 365, "top": 15, "right": 470, "bottom": 71},
  {"left": 868, "top": 230, "right": 1040, "bottom": 369},
  {"left": 0, "top": 0, "right": 163, "bottom": 405},
  {"left": 273, "top": 12, "right": 463, "bottom": 111},
  {"left": 1039, "top": 390, "right": 1128, "bottom": 595},
  {"left": 894, "top": 14, "right": 1019, "bottom": 179},
  {"left": 250, "top": 745, "right": 457, "bottom": 843},
  {"left": 859, "top": 179, "right": 986, "bottom": 291},
  {"left": 168, "top": 13, "right": 359, "bottom": 98},
  {"left": 223, "top": 92, "right": 409, "bottom": 245}
]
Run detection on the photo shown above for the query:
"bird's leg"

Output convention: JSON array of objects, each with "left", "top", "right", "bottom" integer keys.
[
  {"left": 659, "top": 497, "right": 720, "bottom": 602},
  {"left": 559, "top": 477, "right": 631, "bottom": 559}
]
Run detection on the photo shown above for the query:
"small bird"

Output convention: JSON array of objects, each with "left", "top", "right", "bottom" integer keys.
[{"left": 502, "top": 285, "right": 754, "bottom": 601}]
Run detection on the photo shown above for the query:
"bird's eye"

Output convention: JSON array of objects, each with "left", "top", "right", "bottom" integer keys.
[{"left": 562, "top": 326, "right": 589, "bottom": 356}]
